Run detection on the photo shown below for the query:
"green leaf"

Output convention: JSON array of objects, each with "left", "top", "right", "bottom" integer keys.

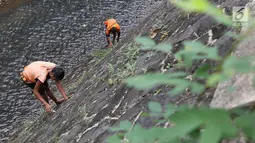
[
  {"left": 167, "top": 72, "right": 187, "bottom": 77},
  {"left": 169, "top": 80, "right": 189, "bottom": 96},
  {"left": 110, "top": 120, "right": 132, "bottom": 132},
  {"left": 106, "top": 135, "right": 121, "bottom": 143},
  {"left": 199, "top": 125, "right": 221, "bottom": 143},
  {"left": 183, "top": 40, "right": 204, "bottom": 49},
  {"left": 158, "top": 127, "right": 198, "bottom": 142},
  {"left": 206, "top": 73, "right": 224, "bottom": 87},
  {"left": 229, "top": 108, "right": 248, "bottom": 116},
  {"left": 124, "top": 72, "right": 188, "bottom": 90},
  {"left": 234, "top": 113, "right": 255, "bottom": 128},
  {"left": 219, "top": 122, "right": 238, "bottom": 138},
  {"left": 189, "top": 129, "right": 201, "bottom": 140},
  {"left": 194, "top": 108, "right": 237, "bottom": 138},
  {"left": 158, "top": 109, "right": 203, "bottom": 141},
  {"left": 171, "top": 0, "right": 232, "bottom": 26},
  {"left": 164, "top": 104, "right": 176, "bottom": 118},
  {"left": 154, "top": 43, "right": 173, "bottom": 53},
  {"left": 135, "top": 36, "right": 156, "bottom": 47},
  {"left": 148, "top": 102, "right": 162, "bottom": 113},
  {"left": 195, "top": 108, "right": 230, "bottom": 123},
  {"left": 183, "top": 41, "right": 221, "bottom": 60},
  {"left": 223, "top": 55, "right": 253, "bottom": 74},
  {"left": 252, "top": 65, "right": 255, "bottom": 72},
  {"left": 146, "top": 127, "right": 167, "bottom": 142},
  {"left": 182, "top": 139, "right": 198, "bottom": 143},
  {"left": 126, "top": 124, "right": 148, "bottom": 142},
  {"left": 171, "top": 0, "right": 210, "bottom": 12},
  {"left": 207, "top": 6, "right": 232, "bottom": 26},
  {"left": 175, "top": 51, "right": 194, "bottom": 67},
  {"left": 242, "top": 127, "right": 255, "bottom": 141},
  {"left": 193, "top": 64, "right": 211, "bottom": 79},
  {"left": 175, "top": 41, "right": 221, "bottom": 67},
  {"left": 176, "top": 104, "right": 194, "bottom": 112},
  {"left": 124, "top": 73, "right": 169, "bottom": 89},
  {"left": 234, "top": 113, "right": 255, "bottom": 140},
  {"left": 158, "top": 138, "right": 181, "bottom": 143},
  {"left": 190, "top": 82, "right": 205, "bottom": 94},
  {"left": 140, "top": 43, "right": 172, "bottom": 53}
]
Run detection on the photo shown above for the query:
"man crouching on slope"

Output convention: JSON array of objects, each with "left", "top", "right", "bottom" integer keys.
[
  {"left": 20, "top": 61, "right": 69, "bottom": 113},
  {"left": 104, "top": 18, "right": 121, "bottom": 48}
]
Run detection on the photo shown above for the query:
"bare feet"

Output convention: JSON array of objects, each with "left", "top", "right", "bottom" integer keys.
[{"left": 107, "top": 43, "right": 113, "bottom": 48}]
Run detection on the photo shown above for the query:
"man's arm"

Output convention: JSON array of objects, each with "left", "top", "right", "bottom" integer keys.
[
  {"left": 44, "top": 83, "right": 59, "bottom": 103},
  {"left": 55, "top": 80, "right": 68, "bottom": 100},
  {"left": 33, "top": 80, "right": 51, "bottom": 112}
]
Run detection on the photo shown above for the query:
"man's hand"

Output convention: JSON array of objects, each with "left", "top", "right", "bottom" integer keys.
[
  {"left": 45, "top": 104, "right": 52, "bottom": 113},
  {"left": 56, "top": 98, "right": 65, "bottom": 106}
]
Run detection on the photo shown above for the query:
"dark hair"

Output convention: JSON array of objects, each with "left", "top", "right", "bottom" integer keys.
[{"left": 52, "top": 67, "right": 65, "bottom": 80}]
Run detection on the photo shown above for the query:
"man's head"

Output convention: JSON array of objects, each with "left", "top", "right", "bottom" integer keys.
[{"left": 49, "top": 67, "right": 65, "bottom": 81}]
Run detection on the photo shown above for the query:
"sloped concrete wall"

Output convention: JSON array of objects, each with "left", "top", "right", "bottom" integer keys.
[{"left": 210, "top": 0, "right": 255, "bottom": 109}]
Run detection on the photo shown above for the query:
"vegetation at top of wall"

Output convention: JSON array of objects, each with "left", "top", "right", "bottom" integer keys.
[{"left": 106, "top": 0, "right": 255, "bottom": 142}]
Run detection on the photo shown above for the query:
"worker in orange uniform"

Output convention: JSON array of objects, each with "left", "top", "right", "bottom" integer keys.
[
  {"left": 20, "top": 61, "right": 69, "bottom": 113},
  {"left": 104, "top": 18, "right": 121, "bottom": 48}
]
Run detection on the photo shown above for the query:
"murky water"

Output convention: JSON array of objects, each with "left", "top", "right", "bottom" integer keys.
[{"left": 0, "top": 0, "right": 162, "bottom": 141}]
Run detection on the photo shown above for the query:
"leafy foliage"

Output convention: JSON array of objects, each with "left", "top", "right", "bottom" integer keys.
[
  {"left": 175, "top": 41, "right": 221, "bottom": 67},
  {"left": 148, "top": 101, "right": 162, "bottom": 113},
  {"left": 110, "top": 120, "right": 132, "bottom": 132},
  {"left": 108, "top": 104, "right": 255, "bottom": 143},
  {"left": 223, "top": 55, "right": 253, "bottom": 74},
  {"left": 171, "top": 0, "right": 232, "bottom": 25},
  {"left": 125, "top": 72, "right": 206, "bottom": 95},
  {"left": 106, "top": 0, "right": 255, "bottom": 143},
  {"left": 136, "top": 37, "right": 172, "bottom": 53}
]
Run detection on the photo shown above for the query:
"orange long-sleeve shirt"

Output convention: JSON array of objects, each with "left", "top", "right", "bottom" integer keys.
[{"left": 104, "top": 19, "right": 120, "bottom": 35}]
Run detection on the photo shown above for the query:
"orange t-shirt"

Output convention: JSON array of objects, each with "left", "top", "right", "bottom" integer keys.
[
  {"left": 22, "top": 61, "right": 56, "bottom": 83},
  {"left": 104, "top": 19, "right": 120, "bottom": 35}
]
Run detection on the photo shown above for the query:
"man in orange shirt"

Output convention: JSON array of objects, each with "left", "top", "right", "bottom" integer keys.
[
  {"left": 104, "top": 18, "right": 121, "bottom": 48},
  {"left": 20, "top": 61, "right": 69, "bottom": 113}
]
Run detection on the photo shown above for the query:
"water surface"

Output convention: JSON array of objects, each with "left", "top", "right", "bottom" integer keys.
[{"left": 0, "top": 0, "right": 161, "bottom": 141}]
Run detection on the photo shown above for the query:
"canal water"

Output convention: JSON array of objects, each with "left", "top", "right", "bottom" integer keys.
[{"left": 0, "top": 0, "right": 162, "bottom": 141}]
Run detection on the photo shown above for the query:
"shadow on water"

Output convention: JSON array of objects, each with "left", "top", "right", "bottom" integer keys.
[{"left": 0, "top": 0, "right": 161, "bottom": 142}]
